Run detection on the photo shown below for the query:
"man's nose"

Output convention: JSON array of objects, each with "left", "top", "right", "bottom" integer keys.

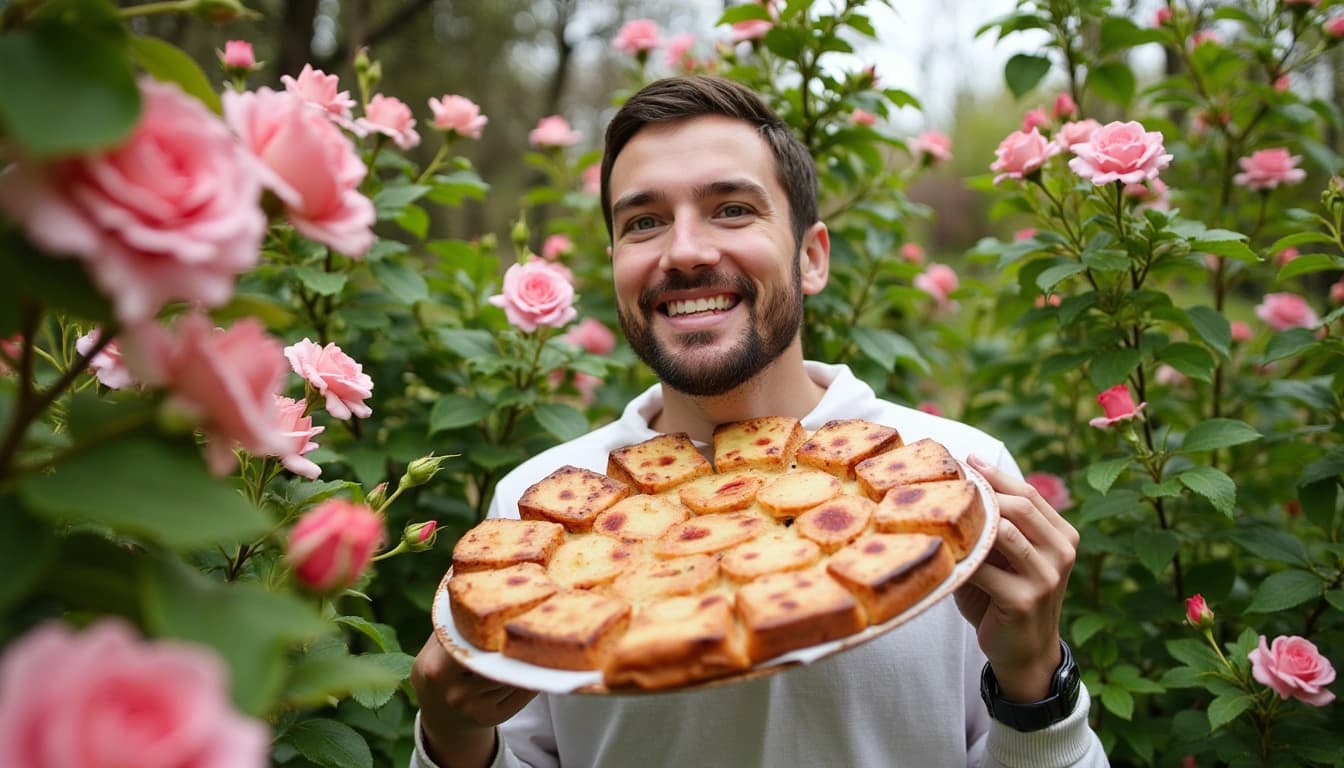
[{"left": 661, "top": 215, "right": 720, "bottom": 273}]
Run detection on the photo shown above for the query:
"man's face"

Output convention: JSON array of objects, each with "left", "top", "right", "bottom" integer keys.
[{"left": 607, "top": 116, "right": 807, "bottom": 396}]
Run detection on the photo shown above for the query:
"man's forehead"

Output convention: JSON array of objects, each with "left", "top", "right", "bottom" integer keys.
[{"left": 609, "top": 115, "right": 778, "bottom": 197}]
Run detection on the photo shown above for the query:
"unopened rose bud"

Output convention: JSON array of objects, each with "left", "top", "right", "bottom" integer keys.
[
  {"left": 288, "top": 500, "right": 384, "bottom": 592},
  {"left": 365, "top": 481, "right": 389, "bottom": 510},
  {"left": 354, "top": 47, "right": 373, "bottom": 77},
  {"left": 403, "top": 520, "right": 438, "bottom": 551},
  {"left": 511, "top": 217, "right": 531, "bottom": 257},
  {"left": 1185, "top": 593, "right": 1215, "bottom": 630},
  {"left": 401, "top": 453, "right": 447, "bottom": 487}
]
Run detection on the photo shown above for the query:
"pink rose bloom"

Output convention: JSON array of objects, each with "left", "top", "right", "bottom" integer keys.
[
  {"left": 582, "top": 163, "right": 602, "bottom": 196},
  {"left": 1026, "top": 472, "right": 1072, "bottom": 511},
  {"left": 991, "top": 128, "right": 1059, "bottom": 184},
  {"left": 1021, "top": 107, "right": 1049, "bottom": 133},
  {"left": 913, "top": 263, "right": 959, "bottom": 306},
  {"left": 271, "top": 395, "right": 324, "bottom": 479},
  {"left": 220, "top": 40, "right": 256, "bottom": 70},
  {"left": 900, "top": 242, "right": 925, "bottom": 264},
  {"left": 1055, "top": 118, "right": 1102, "bottom": 152},
  {"left": 1014, "top": 228, "right": 1037, "bottom": 241},
  {"left": 124, "top": 313, "right": 288, "bottom": 474},
  {"left": 356, "top": 93, "right": 420, "bottom": 150},
  {"left": 1249, "top": 635, "right": 1336, "bottom": 706},
  {"left": 224, "top": 87, "right": 375, "bottom": 257},
  {"left": 851, "top": 108, "right": 877, "bottom": 127},
  {"left": 428, "top": 94, "right": 487, "bottom": 139},
  {"left": 664, "top": 33, "right": 696, "bottom": 68},
  {"left": 573, "top": 371, "right": 602, "bottom": 404},
  {"left": 283, "top": 338, "right": 375, "bottom": 420},
  {"left": 1273, "top": 75, "right": 1290, "bottom": 92},
  {"left": 1326, "top": 16, "right": 1344, "bottom": 37},
  {"left": 565, "top": 317, "right": 617, "bottom": 356},
  {"left": 1155, "top": 364, "right": 1188, "bottom": 386},
  {"left": 1329, "top": 278, "right": 1344, "bottom": 304},
  {"left": 1255, "top": 292, "right": 1319, "bottom": 331},
  {"left": 287, "top": 499, "right": 385, "bottom": 592},
  {"left": 0, "top": 78, "right": 265, "bottom": 324},
  {"left": 540, "top": 259, "right": 575, "bottom": 286},
  {"left": 729, "top": 19, "right": 774, "bottom": 43},
  {"left": 911, "top": 130, "right": 952, "bottom": 164},
  {"left": 1230, "top": 320, "right": 1252, "bottom": 342},
  {"left": 489, "top": 260, "right": 578, "bottom": 331},
  {"left": 614, "top": 19, "right": 662, "bottom": 55},
  {"left": 1123, "top": 177, "right": 1171, "bottom": 210},
  {"left": 1275, "top": 247, "right": 1300, "bottom": 267},
  {"left": 1089, "top": 384, "right": 1146, "bottom": 428},
  {"left": 1233, "top": 148, "right": 1306, "bottom": 191},
  {"left": 76, "top": 328, "right": 133, "bottom": 389},
  {"left": 529, "top": 115, "right": 581, "bottom": 149},
  {"left": 0, "top": 619, "right": 268, "bottom": 768},
  {"left": 1069, "top": 120, "right": 1173, "bottom": 185},
  {"left": 542, "top": 233, "right": 574, "bottom": 261},
  {"left": 1153, "top": 6, "right": 1173, "bottom": 25},
  {"left": 1035, "top": 294, "right": 1062, "bottom": 308},
  {"left": 1052, "top": 92, "right": 1077, "bottom": 120},
  {"left": 1185, "top": 594, "right": 1214, "bottom": 628},
  {"left": 280, "top": 64, "right": 356, "bottom": 124},
  {"left": 916, "top": 401, "right": 943, "bottom": 417}
]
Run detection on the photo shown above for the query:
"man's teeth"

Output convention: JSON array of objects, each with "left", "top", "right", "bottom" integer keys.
[{"left": 665, "top": 295, "right": 734, "bottom": 317}]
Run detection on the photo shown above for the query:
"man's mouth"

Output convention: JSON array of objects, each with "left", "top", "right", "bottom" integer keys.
[{"left": 662, "top": 294, "right": 739, "bottom": 317}]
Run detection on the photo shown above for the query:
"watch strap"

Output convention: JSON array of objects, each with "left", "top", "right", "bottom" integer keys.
[{"left": 980, "top": 639, "right": 1080, "bottom": 732}]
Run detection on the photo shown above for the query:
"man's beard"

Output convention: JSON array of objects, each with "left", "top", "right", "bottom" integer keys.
[{"left": 618, "top": 264, "right": 803, "bottom": 397}]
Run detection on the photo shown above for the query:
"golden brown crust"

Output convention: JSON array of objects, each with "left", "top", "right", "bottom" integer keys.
[
  {"left": 547, "top": 536, "right": 636, "bottom": 590},
  {"left": 447, "top": 563, "right": 558, "bottom": 650},
  {"left": 451, "top": 518, "right": 566, "bottom": 574},
  {"left": 795, "top": 419, "right": 904, "bottom": 479},
  {"left": 854, "top": 438, "right": 962, "bottom": 501},
  {"left": 517, "top": 465, "right": 632, "bottom": 533},
  {"left": 826, "top": 533, "right": 955, "bottom": 625},
  {"left": 653, "top": 512, "right": 768, "bottom": 558},
  {"left": 712, "top": 416, "right": 806, "bottom": 473},
  {"left": 873, "top": 479, "right": 986, "bottom": 560},
  {"left": 735, "top": 569, "right": 866, "bottom": 663},
  {"left": 610, "top": 553, "right": 719, "bottom": 601},
  {"left": 603, "top": 594, "right": 751, "bottom": 690},
  {"left": 592, "top": 494, "right": 688, "bottom": 542},
  {"left": 677, "top": 472, "right": 764, "bottom": 515},
  {"left": 503, "top": 591, "right": 631, "bottom": 670},
  {"left": 720, "top": 530, "right": 822, "bottom": 583},
  {"left": 606, "top": 432, "right": 712, "bottom": 494}
]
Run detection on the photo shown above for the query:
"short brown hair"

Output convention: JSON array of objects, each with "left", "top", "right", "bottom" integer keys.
[{"left": 600, "top": 76, "right": 818, "bottom": 248}]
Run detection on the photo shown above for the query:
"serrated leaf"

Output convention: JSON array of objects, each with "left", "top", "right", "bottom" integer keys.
[
  {"left": 1191, "top": 233, "right": 1255, "bottom": 262},
  {"left": 370, "top": 259, "right": 429, "bottom": 304},
  {"left": 1182, "top": 419, "right": 1261, "bottom": 453},
  {"left": 1267, "top": 231, "right": 1332, "bottom": 253},
  {"left": 335, "top": 616, "right": 401, "bottom": 653},
  {"left": 349, "top": 651, "right": 415, "bottom": 708},
  {"left": 1299, "top": 448, "right": 1344, "bottom": 486},
  {"left": 1036, "top": 262, "right": 1087, "bottom": 294},
  {"left": 1166, "top": 638, "right": 1221, "bottom": 671},
  {"left": 1245, "top": 569, "right": 1321, "bottom": 613},
  {"left": 1157, "top": 342, "right": 1215, "bottom": 383},
  {"left": 1207, "top": 694, "right": 1253, "bottom": 731},
  {"left": 1132, "top": 528, "right": 1179, "bottom": 576},
  {"left": 1086, "top": 457, "right": 1131, "bottom": 495},
  {"left": 1277, "top": 253, "right": 1339, "bottom": 281},
  {"left": 1100, "top": 685, "right": 1134, "bottom": 720},
  {"left": 1089, "top": 348, "right": 1141, "bottom": 390},
  {"left": 1263, "top": 328, "right": 1318, "bottom": 363},
  {"left": 285, "top": 651, "right": 405, "bottom": 708},
  {"left": 532, "top": 402, "right": 589, "bottom": 442},
  {"left": 373, "top": 184, "right": 431, "bottom": 220},
  {"left": 1005, "top": 53, "right": 1053, "bottom": 98},
  {"left": 851, "top": 327, "right": 930, "bottom": 374},
  {"left": 283, "top": 718, "right": 373, "bottom": 768},
  {"left": 436, "top": 328, "right": 497, "bottom": 360},
  {"left": 1071, "top": 613, "right": 1108, "bottom": 646},
  {"left": 429, "top": 394, "right": 492, "bottom": 433},
  {"left": 1228, "top": 528, "right": 1308, "bottom": 567},
  {"left": 1178, "top": 466, "right": 1236, "bottom": 516},
  {"left": 292, "top": 266, "right": 348, "bottom": 296},
  {"left": 1186, "top": 306, "right": 1231, "bottom": 358}
]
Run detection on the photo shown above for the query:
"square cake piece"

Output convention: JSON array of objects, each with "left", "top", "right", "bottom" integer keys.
[
  {"left": 794, "top": 495, "right": 876, "bottom": 553},
  {"left": 826, "top": 533, "right": 954, "bottom": 625},
  {"left": 604, "top": 594, "right": 751, "bottom": 690},
  {"left": 678, "top": 472, "right": 764, "bottom": 515},
  {"left": 712, "top": 416, "right": 806, "bottom": 473},
  {"left": 735, "top": 569, "right": 865, "bottom": 663},
  {"left": 873, "top": 479, "right": 985, "bottom": 560},
  {"left": 451, "top": 518, "right": 566, "bottom": 573},
  {"left": 448, "top": 563, "right": 558, "bottom": 650},
  {"left": 518, "top": 465, "right": 631, "bottom": 532},
  {"left": 755, "top": 469, "right": 842, "bottom": 520},
  {"left": 795, "top": 419, "right": 904, "bottom": 479},
  {"left": 854, "top": 438, "right": 961, "bottom": 501},
  {"left": 503, "top": 590, "right": 632, "bottom": 670},
  {"left": 607, "top": 433, "right": 712, "bottom": 494},
  {"left": 592, "top": 494, "right": 688, "bottom": 542}
]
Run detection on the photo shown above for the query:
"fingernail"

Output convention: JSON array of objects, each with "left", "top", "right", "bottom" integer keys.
[{"left": 967, "top": 453, "right": 987, "bottom": 468}]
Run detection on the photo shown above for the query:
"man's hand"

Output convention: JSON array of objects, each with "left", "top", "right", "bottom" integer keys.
[
  {"left": 955, "top": 454, "right": 1080, "bottom": 703},
  {"left": 411, "top": 636, "right": 538, "bottom": 768}
]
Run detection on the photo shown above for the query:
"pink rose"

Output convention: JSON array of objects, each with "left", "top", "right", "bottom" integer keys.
[
  {"left": 283, "top": 338, "right": 374, "bottom": 420},
  {"left": 729, "top": 19, "right": 774, "bottom": 43},
  {"left": 851, "top": 108, "right": 877, "bottom": 127},
  {"left": 1089, "top": 384, "right": 1147, "bottom": 428},
  {"left": 224, "top": 87, "right": 375, "bottom": 257},
  {"left": 916, "top": 401, "right": 943, "bottom": 417},
  {"left": 913, "top": 263, "right": 959, "bottom": 306},
  {"left": 1230, "top": 321, "right": 1252, "bottom": 342},
  {"left": 573, "top": 371, "right": 602, "bottom": 405},
  {"left": 1068, "top": 120, "right": 1173, "bottom": 185},
  {"left": 1026, "top": 472, "right": 1073, "bottom": 511},
  {"left": 489, "top": 259, "right": 578, "bottom": 332},
  {"left": 664, "top": 33, "right": 697, "bottom": 68},
  {"left": 220, "top": 40, "right": 256, "bottom": 70},
  {"left": 540, "top": 259, "right": 575, "bottom": 286},
  {"left": 1255, "top": 292, "right": 1319, "bottom": 331},
  {"left": 1123, "top": 177, "right": 1171, "bottom": 210},
  {"left": 1233, "top": 148, "right": 1306, "bottom": 191},
  {"left": 1275, "top": 247, "right": 1300, "bottom": 267},
  {"left": 1185, "top": 593, "right": 1214, "bottom": 628},
  {"left": 280, "top": 64, "right": 356, "bottom": 124},
  {"left": 287, "top": 499, "right": 385, "bottom": 592},
  {"left": 1155, "top": 364, "right": 1188, "bottom": 386},
  {"left": 1273, "top": 75, "right": 1290, "bottom": 92},
  {"left": 912, "top": 130, "right": 952, "bottom": 164},
  {"left": 991, "top": 128, "right": 1059, "bottom": 184},
  {"left": 1055, "top": 118, "right": 1102, "bottom": 152},
  {"left": 542, "top": 233, "right": 574, "bottom": 261},
  {"left": 0, "top": 619, "right": 268, "bottom": 768},
  {"left": 0, "top": 78, "right": 265, "bottom": 324},
  {"left": 1014, "top": 228, "right": 1037, "bottom": 241},
  {"left": 1035, "top": 294, "right": 1062, "bottom": 308},
  {"left": 356, "top": 94, "right": 420, "bottom": 150},
  {"left": 76, "top": 328, "right": 133, "bottom": 389},
  {"left": 565, "top": 317, "right": 617, "bottom": 356},
  {"left": 614, "top": 19, "right": 662, "bottom": 55},
  {"left": 900, "top": 242, "right": 925, "bottom": 264},
  {"left": 1249, "top": 635, "right": 1336, "bottom": 706},
  {"left": 1154, "top": 6, "right": 1173, "bottom": 25},
  {"left": 271, "top": 395, "right": 324, "bottom": 479},
  {"left": 582, "top": 163, "right": 602, "bottom": 196},
  {"left": 529, "top": 115, "right": 581, "bottom": 148},
  {"left": 1329, "top": 279, "right": 1344, "bottom": 304},
  {"left": 1326, "top": 16, "right": 1344, "bottom": 37},
  {"left": 124, "top": 313, "right": 288, "bottom": 475},
  {"left": 428, "top": 94, "right": 487, "bottom": 139},
  {"left": 1021, "top": 107, "right": 1049, "bottom": 133},
  {"left": 1052, "top": 92, "right": 1077, "bottom": 120}
]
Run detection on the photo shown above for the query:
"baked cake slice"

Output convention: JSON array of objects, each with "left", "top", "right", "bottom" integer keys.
[
  {"left": 678, "top": 472, "right": 764, "bottom": 515},
  {"left": 794, "top": 495, "right": 876, "bottom": 553},
  {"left": 502, "top": 590, "right": 631, "bottom": 670},
  {"left": 517, "top": 465, "right": 631, "bottom": 532},
  {"left": 654, "top": 512, "right": 768, "bottom": 558},
  {"left": 592, "top": 494, "right": 688, "bottom": 542},
  {"left": 795, "top": 419, "right": 904, "bottom": 479},
  {"left": 755, "top": 469, "right": 842, "bottom": 519},
  {"left": 720, "top": 530, "right": 822, "bottom": 583},
  {"left": 547, "top": 536, "right": 636, "bottom": 589},
  {"left": 448, "top": 563, "right": 558, "bottom": 650},
  {"left": 612, "top": 553, "right": 719, "bottom": 601},
  {"left": 712, "top": 416, "right": 806, "bottom": 473},
  {"left": 606, "top": 432, "right": 712, "bottom": 494},
  {"left": 873, "top": 480, "right": 985, "bottom": 560},
  {"left": 603, "top": 594, "right": 751, "bottom": 690},
  {"left": 826, "top": 533, "right": 954, "bottom": 625},
  {"left": 855, "top": 438, "right": 962, "bottom": 501},
  {"left": 734, "top": 569, "right": 865, "bottom": 663},
  {"left": 451, "top": 518, "right": 566, "bottom": 573}
]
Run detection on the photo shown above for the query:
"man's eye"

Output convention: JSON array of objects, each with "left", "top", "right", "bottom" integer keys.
[
  {"left": 627, "top": 215, "right": 658, "bottom": 231},
  {"left": 718, "top": 204, "right": 750, "bottom": 218}
]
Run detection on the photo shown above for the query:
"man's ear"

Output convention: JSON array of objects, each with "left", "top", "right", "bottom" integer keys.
[{"left": 799, "top": 221, "right": 830, "bottom": 296}]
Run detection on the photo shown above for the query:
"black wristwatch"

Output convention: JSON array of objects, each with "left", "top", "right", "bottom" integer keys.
[{"left": 979, "top": 639, "right": 1080, "bottom": 732}]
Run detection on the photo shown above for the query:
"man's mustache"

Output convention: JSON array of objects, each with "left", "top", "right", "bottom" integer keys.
[{"left": 637, "top": 272, "right": 757, "bottom": 315}]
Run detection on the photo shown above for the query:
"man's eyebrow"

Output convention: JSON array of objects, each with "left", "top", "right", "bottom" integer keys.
[
  {"left": 611, "top": 190, "right": 663, "bottom": 220},
  {"left": 694, "top": 179, "right": 770, "bottom": 202}
]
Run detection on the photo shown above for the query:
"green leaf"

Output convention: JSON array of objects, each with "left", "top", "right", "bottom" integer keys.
[
  {"left": 717, "top": 2, "right": 772, "bottom": 24},
  {"left": 1181, "top": 419, "right": 1261, "bottom": 453},
  {"left": 1086, "top": 457, "right": 1131, "bottom": 495},
  {"left": 282, "top": 718, "right": 373, "bottom": 768},
  {"left": 285, "top": 651, "right": 406, "bottom": 708},
  {"left": 18, "top": 434, "right": 269, "bottom": 550},
  {"left": 1100, "top": 684, "right": 1134, "bottom": 720},
  {"left": 336, "top": 616, "right": 402, "bottom": 653},
  {"left": 1277, "top": 253, "right": 1340, "bottom": 281},
  {"left": 1087, "top": 61, "right": 1136, "bottom": 106},
  {"left": 436, "top": 328, "right": 497, "bottom": 360},
  {"left": 1178, "top": 466, "right": 1236, "bottom": 517},
  {"left": 373, "top": 184, "right": 431, "bottom": 220},
  {"left": 1035, "top": 262, "right": 1087, "bottom": 294},
  {"left": 1156, "top": 342, "right": 1215, "bottom": 383},
  {"left": 1206, "top": 694, "right": 1253, "bottom": 732},
  {"left": 1245, "top": 569, "right": 1322, "bottom": 613},
  {"left": 128, "top": 35, "right": 220, "bottom": 114},
  {"left": 370, "top": 259, "right": 430, "bottom": 305},
  {"left": 851, "top": 327, "right": 930, "bottom": 375},
  {"left": 426, "top": 171, "right": 489, "bottom": 206},
  {"left": 468, "top": 443, "right": 524, "bottom": 471},
  {"left": 1267, "top": 231, "right": 1333, "bottom": 253},
  {"left": 1071, "top": 613, "right": 1108, "bottom": 646},
  {"left": 292, "top": 266, "right": 348, "bottom": 296},
  {"left": 0, "top": 232, "right": 113, "bottom": 329},
  {"left": 0, "top": 498, "right": 58, "bottom": 614},
  {"left": 396, "top": 203, "right": 429, "bottom": 240},
  {"left": 350, "top": 651, "right": 415, "bottom": 708},
  {"left": 0, "top": 0, "right": 140, "bottom": 156},
  {"left": 1132, "top": 528, "right": 1179, "bottom": 576},
  {"left": 1186, "top": 306, "right": 1231, "bottom": 358},
  {"left": 763, "top": 26, "right": 806, "bottom": 59},
  {"left": 1099, "top": 16, "right": 1163, "bottom": 51},
  {"left": 1166, "top": 638, "right": 1221, "bottom": 671},
  {"left": 429, "top": 394, "right": 492, "bottom": 433},
  {"left": 1004, "top": 53, "right": 1052, "bottom": 98},
  {"left": 1080, "top": 249, "right": 1129, "bottom": 273},
  {"left": 1089, "top": 348, "right": 1141, "bottom": 390},
  {"left": 1229, "top": 527, "right": 1308, "bottom": 567},
  {"left": 1110, "top": 664, "right": 1165, "bottom": 694},
  {"left": 1191, "top": 231, "right": 1255, "bottom": 262},
  {"left": 1299, "top": 448, "right": 1344, "bottom": 486},
  {"left": 1263, "top": 328, "right": 1318, "bottom": 363},
  {"left": 533, "top": 402, "right": 589, "bottom": 442}
]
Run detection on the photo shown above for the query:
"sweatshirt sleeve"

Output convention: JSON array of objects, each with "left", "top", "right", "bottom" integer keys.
[{"left": 410, "top": 701, "right": 561, "bottom": 768}]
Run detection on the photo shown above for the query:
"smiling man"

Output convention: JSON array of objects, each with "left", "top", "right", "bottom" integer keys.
[{"left": 411, "top": 76, "right": 1108, "bottom": 768}]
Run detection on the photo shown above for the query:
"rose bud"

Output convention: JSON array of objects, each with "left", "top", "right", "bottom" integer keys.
[
  {"left": 403, "top": 521, "right": 439, "bottom": 552},
  {"left": 287, "top": 499, "right": 385, "bottom": 592},
  {"left": 1185, "top": 593, "right": 1214, "bottom": 629}
]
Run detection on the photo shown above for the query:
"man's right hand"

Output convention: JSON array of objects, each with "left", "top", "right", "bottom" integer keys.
[{"left": 411, "top": 635, "right": 538, "bottom": 768}]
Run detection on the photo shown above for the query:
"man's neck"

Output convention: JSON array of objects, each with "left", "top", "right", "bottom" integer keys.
[{"left": 649, "top": 345, "right": 826, "bottom": 443}]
